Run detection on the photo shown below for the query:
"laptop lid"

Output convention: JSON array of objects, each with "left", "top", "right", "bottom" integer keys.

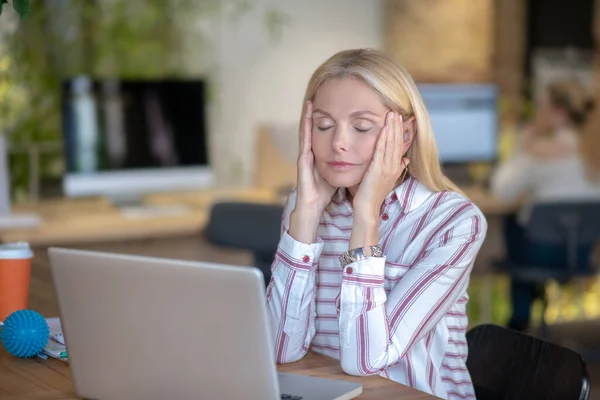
[{"left": 48, "top": 247, "right": 280, "bottom": 400}]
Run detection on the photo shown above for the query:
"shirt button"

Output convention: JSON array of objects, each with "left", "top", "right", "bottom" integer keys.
[
  {"left": 391, "top": 193, "right": 398, "bottom": 201},
  {"left": 302, "top": 255, "right": 310, "bottom": 263},
  {"left": 382, "top": 213, "right": 389, "bottom": 221},
  {"left": 345, "top": 267, "right": 353, "bottom": 274}
]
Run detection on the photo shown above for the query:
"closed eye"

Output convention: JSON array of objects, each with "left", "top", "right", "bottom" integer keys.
[
  {"left": 317, "top": 126, "right": 333, "bottom": 132},
  {"left": 354, "top": 127, "right": 371, "bottom": 133}
]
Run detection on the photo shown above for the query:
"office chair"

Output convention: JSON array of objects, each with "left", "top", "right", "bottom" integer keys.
[
  {"left": 495, "top": 202, "right": 600, "bottom": 336},
  {"left": 467, "top": 324, "right": 591, "bottom": 400},
  {"left": 205, "top": 201, "right": 284, "bottom": 288}
]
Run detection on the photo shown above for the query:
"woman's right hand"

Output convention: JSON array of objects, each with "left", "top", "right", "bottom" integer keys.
[{"left": 289, "top": 101, "right": 336, "bottom": 244}]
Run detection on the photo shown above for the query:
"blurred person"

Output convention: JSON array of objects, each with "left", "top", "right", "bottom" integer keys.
[
  {"left": 266, "top": 49, "right": 487, "bottom": 399},
  {"left": 491, "top": 80, "right": 600, "bottom": 332}
]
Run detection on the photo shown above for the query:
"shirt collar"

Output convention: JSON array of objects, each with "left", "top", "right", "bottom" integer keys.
[
  {"left": 392, "top": 176, "right": 434, "bottom": 213},
  {"left": 332, "top": 176, "right": 434, "bottom": 214}
]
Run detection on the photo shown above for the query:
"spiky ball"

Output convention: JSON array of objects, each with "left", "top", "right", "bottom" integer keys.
[{"left": 1, "top": 310, "right": 49, "bottom": 358}]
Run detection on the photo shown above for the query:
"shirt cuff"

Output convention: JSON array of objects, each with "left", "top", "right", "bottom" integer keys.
[
  {"left": 341, "top": 256, "right": 386, "bottom": 287},
  {"left": 276, "top": 230, "right": 324, "bottom": 272}
]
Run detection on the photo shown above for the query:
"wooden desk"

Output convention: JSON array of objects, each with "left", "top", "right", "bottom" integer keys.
[
  {"left": 0, "top": 188, "right": 284, "bottom": 246},
  {"left": 0, "top": 185, "right": 511, "bottom": 247},
  {"left": 0, "top": 348, "right": 434, "bottom": 399}
]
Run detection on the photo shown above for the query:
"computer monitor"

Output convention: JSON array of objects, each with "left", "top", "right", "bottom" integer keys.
[
  {"left": 418, "top": 84, "right": 498, "bottom": 164},
  {"left": 61, "top": 77, "right": 214, "bottom": 204}
]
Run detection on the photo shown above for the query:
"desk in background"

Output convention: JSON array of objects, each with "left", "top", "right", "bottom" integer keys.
[
  {"left": 0, "top": 185, "right": 513, "bottom": 247},
  {"left": 0, "top": 187, "right": 284, "bottom": 246}
]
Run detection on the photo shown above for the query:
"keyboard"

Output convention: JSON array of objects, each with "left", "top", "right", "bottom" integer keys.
[{"left": 281, "top": 395, "right": 302, "bottom": 400}]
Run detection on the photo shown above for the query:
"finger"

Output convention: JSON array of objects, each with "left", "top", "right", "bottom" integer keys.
[
  {"left": 301, "top": 101, "right": 313, "bottom": 157},
  {"left": 375, "top": 112, "right": 390, "bottom": 163},
  {"left": 383, "top": 112, "right": 396, "bottom": 166},
  {"left": 394, "top": 114, "right": 404, "bottom": 164}
]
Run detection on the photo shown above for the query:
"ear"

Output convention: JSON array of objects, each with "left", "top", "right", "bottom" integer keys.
[{"left": 403, "top": 116, "right": 417, "bottom": 153}]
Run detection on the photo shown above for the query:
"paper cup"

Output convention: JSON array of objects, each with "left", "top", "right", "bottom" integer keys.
[{"left": 0, "top": 242, "right": 33, "bottom": 322}]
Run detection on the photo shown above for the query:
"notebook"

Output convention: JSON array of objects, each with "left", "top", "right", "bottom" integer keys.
[{"left": 42, "top": 317, "right": 68, "bottom": 362}]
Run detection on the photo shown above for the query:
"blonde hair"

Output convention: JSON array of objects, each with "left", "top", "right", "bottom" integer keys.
[
  {"left": 299, "top": 48, "right": 462, "bottom": 194},
  {"left": 547, "top": 80, "right": 600, "bottom": 181},
  {"left": 547, "top": 80, "right": 595, "bottom": 127}
]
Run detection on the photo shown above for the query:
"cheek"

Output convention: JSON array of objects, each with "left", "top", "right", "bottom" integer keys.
[
  {"left": 311, "top": 132, "right": 329, "bottom": 160},
  {"left": 357, "top": 134, "right": 379, "bottom": 161}
]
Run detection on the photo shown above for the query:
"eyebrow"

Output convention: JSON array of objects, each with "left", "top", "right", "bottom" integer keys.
[{"left": 312, "top": 109, "right": 379, "bottom": 118}]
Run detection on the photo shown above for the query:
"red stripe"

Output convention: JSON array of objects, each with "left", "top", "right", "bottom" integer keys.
[
  {"left": 316, "top": 235, "right": 351, "bottom": 242},
  {"left": 389, "top": 203, "right": 474, "bottom": 332},
  {"left": 385, "top": 260, "right": 412, "bottom": 268},
  {"left": 316, "top": 314, "right": 338, "bottom": 320},
  {"left": 323, "top": 209, "right": 353, "bottom": 218},
  {"left": 399, "top": 231, "right": 478, "bottom": 353},
  {"left": 315, "top": 330, "right": 339, "bottom": 336},
  {"left": 275, "top": 248, "right": 315, "bottom": 271},
  {"left": 312, "top": 343, "right": 340, "bottom": 352},
  {"left": 441, "top": 363, "right": 469, "bottom": 372},
  {"left": 442, "top": 377, "right": 473, "bottom": 385},
  {"left": 407, "top": 191, "right": 447, "bottom": 244},
  {"left": 400, "top": 177, "right": 417, "bottom": 210},
  {"left": 406, "top": 353, "right": 415, "bottom": 387},
  {"left": 446, "top": 311, "right": 467, "bottom": 317},
  {"left": 446, "top": 392, "right": 476, "bottom": 399},
  {"left": 426, "top": 329, "right": 435, "bottom": 391},
  {"left": 275, "top": 270, "right": 295, "bottom": 363},
  {"left": 319, "top": 221, "right": 353, "bottom": 231},
  {"left": 343, "top": 274, "right": 385, "bottom": 286},
  {"left": 444, "top": 352, "right": 469, "bottom": 359},
  {"left": 357, "top": 286, "right": 374, "bottom": 374},
  {"left": 381, "top": 207, "right": 408, "bottom": 250}
]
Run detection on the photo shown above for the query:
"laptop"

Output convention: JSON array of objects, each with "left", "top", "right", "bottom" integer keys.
[{"left": 48, "top": 247, "right": 363, "bottom": 400}]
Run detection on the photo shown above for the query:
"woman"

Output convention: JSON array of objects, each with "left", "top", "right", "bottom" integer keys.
[
  {"left": 266, "top": 49, "right": 487, "bottom": 399},
  {"left": 491, "top": 80, "right": 600, "bottom": 332}
]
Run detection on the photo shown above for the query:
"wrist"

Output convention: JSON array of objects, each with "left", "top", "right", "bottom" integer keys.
[
  {"left": 349, "top": 217, "right": 379, "bottom": 249},
  {"left": 288, "top": 207, "right": 322, "bottom": 244},
  {"left": 293, "top": 204, "right": 324, "bottom": 222},
  {"left": 353, "top": 207, "right": 379, "bottom": 226}
]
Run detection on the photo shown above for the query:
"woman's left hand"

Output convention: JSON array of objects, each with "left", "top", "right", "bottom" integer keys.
[{"left": 352, "top": 111, "right": 410, "bottom": 222}]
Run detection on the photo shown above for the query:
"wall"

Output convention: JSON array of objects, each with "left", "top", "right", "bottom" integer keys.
[
  {"left": 493, "top": 0, "right": 527, "bottom": 108},
  {"left": 384, "top": 0, "right": 495, "bottom": 83},
  {"left": 186, "top": 0, "right": 383, "bottom": 186}
]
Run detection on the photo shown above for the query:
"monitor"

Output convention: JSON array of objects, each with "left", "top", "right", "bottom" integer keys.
[
  {"left": 61, "top": 77, "right": 214, "bottom": 204},
  {"left": 417, "top": 84, "right": 498, "bottom": 163}
]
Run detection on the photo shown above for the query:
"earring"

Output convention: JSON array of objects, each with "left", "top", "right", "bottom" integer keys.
[{"left": 399, "top": 161, "right": 409, "bottom": 183}]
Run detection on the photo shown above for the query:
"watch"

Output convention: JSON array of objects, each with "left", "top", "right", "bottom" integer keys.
[{"left": 339, "top": 245, "right": 383, "bottom": 266}]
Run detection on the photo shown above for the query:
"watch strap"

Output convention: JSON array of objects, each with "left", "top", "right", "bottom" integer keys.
[{"left": 339, "top": 245, "right": 383, "bottom": 266}]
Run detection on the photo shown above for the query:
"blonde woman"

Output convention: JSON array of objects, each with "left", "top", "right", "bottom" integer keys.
[
  {"left": 266, "top": 49, "right": 487, "bottom": 399},
  {"left": 491, "top": 80, "right": 600, "bottom": 332}
]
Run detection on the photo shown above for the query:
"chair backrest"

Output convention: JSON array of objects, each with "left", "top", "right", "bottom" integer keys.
[
  {"left": 527, "top": 202, "right": 600, "bottom": 268},
  {"left": 467, "top": 324, "right": 590, "bottom": 400},
  {"left": 205, "top": 202, "right": 284, "bottom": 255}
]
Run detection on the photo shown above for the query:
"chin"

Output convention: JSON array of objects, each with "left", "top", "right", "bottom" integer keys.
[{"left": 320, "top": 171, "right": 363, "bottom": 189}]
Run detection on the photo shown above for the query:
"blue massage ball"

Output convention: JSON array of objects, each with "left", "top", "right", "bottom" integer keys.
[{"left": 1, "top": 309, "right": 49, "bottom": 358}]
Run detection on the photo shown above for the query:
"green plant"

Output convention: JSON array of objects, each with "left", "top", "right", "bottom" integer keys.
[
  {"left": 0, "top": 0, "right": 289, "bottom": 201},
  {"left": 0, "top": 0, "right": 30, "bottom": 19}
]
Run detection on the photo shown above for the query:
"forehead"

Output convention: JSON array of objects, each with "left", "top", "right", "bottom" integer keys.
[{"left": 313, "top": 77, "right": 387, "bottom": 115}]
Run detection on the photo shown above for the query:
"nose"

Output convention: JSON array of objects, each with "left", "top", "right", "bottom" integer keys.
[{"left": 332, "top": 126, "right": 350, "bottom": 153}]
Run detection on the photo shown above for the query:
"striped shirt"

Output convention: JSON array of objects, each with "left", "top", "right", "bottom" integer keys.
[{"left": 266, "top": 177, "right": 487, "bottom": 399}]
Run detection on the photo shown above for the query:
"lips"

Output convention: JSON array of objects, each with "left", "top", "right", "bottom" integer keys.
[{"left": 327, "top": 161, "right": 357, "bottom": 170}]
